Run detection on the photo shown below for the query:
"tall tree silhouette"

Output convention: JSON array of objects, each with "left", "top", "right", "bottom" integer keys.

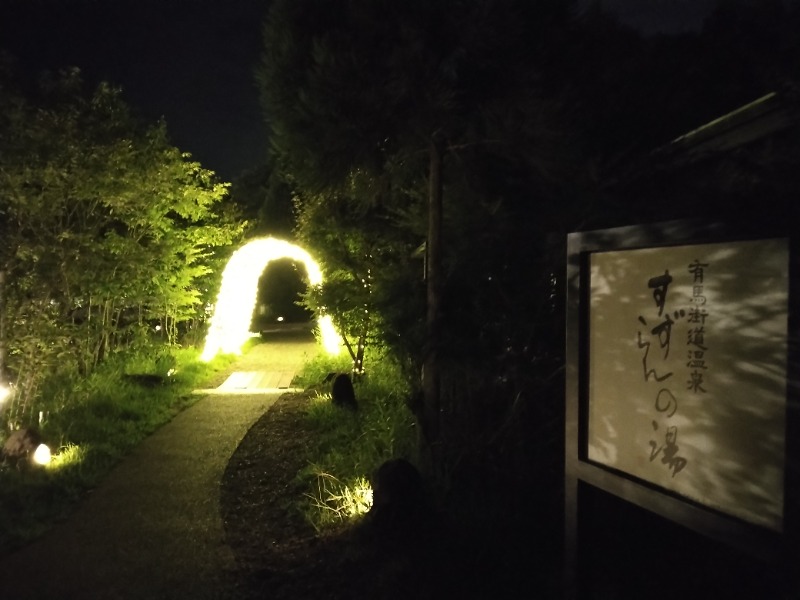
[{"left": 258, "top": 0, "right": 574, "bottom": 462}]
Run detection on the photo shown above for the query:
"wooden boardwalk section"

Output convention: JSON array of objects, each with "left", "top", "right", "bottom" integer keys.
[{"left": 194, "top": 370, "right": 302, "bottom": 395}]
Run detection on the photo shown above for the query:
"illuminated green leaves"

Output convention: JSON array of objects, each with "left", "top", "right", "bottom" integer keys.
[{"left": 0, "top": 65, "right": 242, "bottom": 421}]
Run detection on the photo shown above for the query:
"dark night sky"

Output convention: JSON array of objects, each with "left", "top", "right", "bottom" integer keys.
[
  {"left": 579, "top": 0, "right": 721, "bottom": 34},
  {"left": 0, "top": 0, "right": 762, "bottom": 181},
  {"left": 1, "top": 0, "right": 269, "bottom": 181}
]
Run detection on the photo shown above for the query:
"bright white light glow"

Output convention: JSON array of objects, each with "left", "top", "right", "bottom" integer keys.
[
  {"left": 317, "top": 315, "right": 341, "bottom": 355},
  {"left": 0, "top": 385, "right": 10, "bottom": 405},
  {"left": 353, "top": 480, "right": 374, "bottom": 515},
  {"left": 201, "top": 237, "right": 340, "bottom": 361},
  {"left": 33, "top": 443, "right": 51, "bottom": 465}
]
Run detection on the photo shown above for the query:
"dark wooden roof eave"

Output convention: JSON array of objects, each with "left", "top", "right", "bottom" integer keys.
[{"left": 651, "top": 90, "right": 800, "bottom": 167}]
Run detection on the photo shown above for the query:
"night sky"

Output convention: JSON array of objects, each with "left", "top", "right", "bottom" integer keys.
[
  {"left": 581, "top": 0, "right": 720, "bottom": 34},
  {"left": 0, "top": 0, "right": 750, "bottom": 181},
  {"left": 1, "top": 0, "right": 269, "bottom": 181}
]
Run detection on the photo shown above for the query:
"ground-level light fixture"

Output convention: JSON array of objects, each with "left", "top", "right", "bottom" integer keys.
[
  {"left": 32, "top": 443, "right": 51, "bottom": 466},
  {"left": 201, "top": 237, "right": 340, "bottom": 361}
]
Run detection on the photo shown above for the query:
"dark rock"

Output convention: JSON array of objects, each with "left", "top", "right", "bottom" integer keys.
[
  {"left": 331, "top": 373, "right": 357, "bottom": 410},
  {"left": 2, "top": 428, "right": 41, "bottom": 460},
  {"left": 368, "top": 458, "right": 427, "bottom": 530},
  {"left": 123, "top": 373, "right": 168, "bottom": 387}
]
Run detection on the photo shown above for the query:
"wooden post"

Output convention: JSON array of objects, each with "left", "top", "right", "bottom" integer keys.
[{"left": 422, "top": 131, "right": 445, "bottom": 459}]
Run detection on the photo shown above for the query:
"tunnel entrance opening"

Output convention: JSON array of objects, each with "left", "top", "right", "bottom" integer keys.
[
  {"left": 251, "top": 258, "right": 314, "bottom": 334},
  {"left": 200, "top": 237, "right": 339, "bottom": 361}
]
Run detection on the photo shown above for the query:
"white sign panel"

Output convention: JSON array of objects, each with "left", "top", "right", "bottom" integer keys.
[{"left": 587, "top": 238, "right": 788, "bottom": 531}]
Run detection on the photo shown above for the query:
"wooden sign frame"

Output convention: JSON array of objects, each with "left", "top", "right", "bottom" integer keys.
[{"left": 564, "top": 220, "right": 798, "bottom": 598}]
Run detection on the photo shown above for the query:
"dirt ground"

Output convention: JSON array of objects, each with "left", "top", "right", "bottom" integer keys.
[
  {"left": 219, "top": 391, "right": 532, "bottom": 600},
  {"left": 218, "top": 333, "right": 564, "bottom": 599},
  {"left": 217, "top": 337, "right": 791, "bottom": 599}
]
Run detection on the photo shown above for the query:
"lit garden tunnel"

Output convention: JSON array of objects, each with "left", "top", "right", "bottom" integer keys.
[{"left": 200, "top": 238, "right": 340, "bottom": 361}]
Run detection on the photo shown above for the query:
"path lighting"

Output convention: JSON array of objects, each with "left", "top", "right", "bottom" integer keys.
[
  {"left": 201, "top": 237, "right": 341, "bottom": 361},
  {"left": 0, "top": 383, "right": 10, "bottom": 406},
  {"left": 317, "top": 315, "right": 341, "bottom": 355},
  {"left": 32, "top": 443, "right": 52, "bottom": 466}
]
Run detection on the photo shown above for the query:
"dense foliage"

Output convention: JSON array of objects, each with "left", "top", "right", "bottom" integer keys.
[
  {"left": 259, "top": 0, "right": 580, "bottom": 464},
  {"left": 256, "top": 0, "right": 800, "bottom": 524},
  {"left": 293, "top": 175, "right": 424, "bottom": 377},
  {"left": 0, "top": 62, "right": 243, "bottom": 429}
]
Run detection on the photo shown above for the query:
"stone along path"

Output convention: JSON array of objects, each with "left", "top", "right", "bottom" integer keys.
[{"left": 0, "top": 333, "right": 319, "bottom": 599}]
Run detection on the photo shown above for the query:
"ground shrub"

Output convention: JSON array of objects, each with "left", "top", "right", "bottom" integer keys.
[
  {"left": 296, "top": 350, "right": 417, "bottom": 532},
  {"left": 0, "top": 346, "right": 231, "bottom": 553}
]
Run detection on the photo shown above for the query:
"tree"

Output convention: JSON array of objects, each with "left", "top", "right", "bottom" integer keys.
[
  {"left": 259, "top": 0, "right": 575, "bottom": 462},
  {"left": 0, "top": 64, "right": 243, "bottom": 425},
  {"left": 229, "top": 154, "right": 296, "bottom": 239},
  {"left": 294, "top": 172, "right": 422, "bottom": 377}
]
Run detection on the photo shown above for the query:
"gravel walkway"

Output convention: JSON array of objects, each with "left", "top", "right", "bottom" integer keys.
[{"left": 0, "top": 334, "right": 319, "bottom": 599}]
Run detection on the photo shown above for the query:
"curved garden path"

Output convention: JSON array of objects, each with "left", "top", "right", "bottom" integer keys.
[{"left": 0, "top": 332, "right": 318, "bottom": 599}]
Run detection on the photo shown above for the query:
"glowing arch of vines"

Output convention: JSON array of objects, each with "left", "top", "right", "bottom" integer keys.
[{"left": 200, "top": 237, "right": 340, "bottom": 361}]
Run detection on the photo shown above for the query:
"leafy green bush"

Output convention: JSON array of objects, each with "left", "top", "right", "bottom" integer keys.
[
  {"left": 0, "top": 65, "right": 243, "bottom": 425},
  {"left": 293, "top": 352, "right": 354, "bottom": 389}
]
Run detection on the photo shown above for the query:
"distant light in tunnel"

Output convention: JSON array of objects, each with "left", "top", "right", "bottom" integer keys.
[{"left": 201, "top": 238, "right": 340, "bottom": 361}]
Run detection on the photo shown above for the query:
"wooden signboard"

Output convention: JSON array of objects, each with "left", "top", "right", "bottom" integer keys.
[{"left": 564, "top": 221, "right": 798, "bottom": 598}]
